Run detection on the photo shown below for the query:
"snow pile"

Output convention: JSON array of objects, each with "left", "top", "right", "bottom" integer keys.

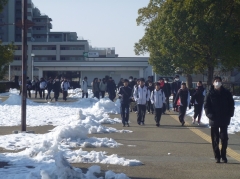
[
  {"left": 233, "top": 96, "right": 240, "bottom": 100},
  {"left": 70, "top": 148, "right": 142, "bottom": 166},
  {"left": 186, "top": 100, "right": 240, "bottom": 134},
  {"left": 0, "top": 94, "right": 138, "bottom": 178}
]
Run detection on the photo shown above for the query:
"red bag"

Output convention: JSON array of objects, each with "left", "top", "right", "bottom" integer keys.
[{"left": 177, "top": 98, "right": 181, "bottom": 106}]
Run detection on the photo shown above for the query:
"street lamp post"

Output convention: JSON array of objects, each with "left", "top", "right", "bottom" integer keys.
[{"left": 31, "top": 54, "right": 35, "bottom": 81}]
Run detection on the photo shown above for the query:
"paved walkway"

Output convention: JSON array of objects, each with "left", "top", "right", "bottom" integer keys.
[{"left": 0, "top": 96, "right": 239, "bottom": 178}]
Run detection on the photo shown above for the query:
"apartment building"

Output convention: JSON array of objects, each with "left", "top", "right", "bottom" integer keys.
[{"left": 1, "top": 0, "right": 153, "bottom": 83}]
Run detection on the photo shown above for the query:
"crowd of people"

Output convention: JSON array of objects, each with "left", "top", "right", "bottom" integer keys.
[
  {"left": 19, "top": 76, "right": 71, "bottom": 102},
  {"left": 18, "top": 74, "right": 235, "bottom": 164}
]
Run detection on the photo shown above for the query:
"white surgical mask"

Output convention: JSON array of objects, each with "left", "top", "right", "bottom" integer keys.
[
  {"left": 214, "top": 82, "right": 222, "bottom": 89},
  {"left": 129, "top": 79, "right": 132, "bottom": 82},
  {"left": 164, "top": 81, "right": 167, "bottom": 83},
  {"left": 175, "top": 78, "right": 179, "bottom": 81}
]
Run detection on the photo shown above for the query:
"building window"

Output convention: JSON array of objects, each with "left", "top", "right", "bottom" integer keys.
[
  {"left": 60, "top": 47, "right": 66, "bottom": 50},
  {"left": 36, "top": 19, "right": 40, "bottom": 22},
  {"left": 36, "top": 27, "right": 41, "bottom": 30},
  {"left": 54, "top": 35, "right": 59, "bottom": 38},
  {"left": 51, "top": 57, "right": 56, "bottom": 60},
  {"left": 36, "top": 36, "right": 40, "bottom": 38},
  {"left": 61, "top": 57, "right": 66, "bottom": 60}
]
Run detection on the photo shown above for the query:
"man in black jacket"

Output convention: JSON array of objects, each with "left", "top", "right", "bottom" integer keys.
[
  {"left": 118, "top": 79, "right": 132, "bottom": 127},
  {"left": 171, "top": 75, "right": 182, "bottom": 111},
  {"left": 204, "top": 77, "right": 235, "bottom": 163},
  {"left": 191, "top": 81, "right": 205, "bottom": 125},
  {"left": 107, "top": 77, "right": 116, "bottom": 101},
  {"left": 174, "top": 83, "right": 190, "bottom": 126},
  {"left": 52, "top": 77, "right": 61, "bottom": 101}
]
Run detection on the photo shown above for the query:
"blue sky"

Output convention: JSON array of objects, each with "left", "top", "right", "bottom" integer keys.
[{"left": 32, "top": 0, "right": 149, "bottom": 57}]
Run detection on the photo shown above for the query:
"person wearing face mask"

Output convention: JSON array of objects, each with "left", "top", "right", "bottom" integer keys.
[
  {"left": 204, "top": 77, "right": 235, "bottom": 163},
  {"left": 171, "top": 75, "right": 182, "bottom": 111},
  {"left": 174, "top": 83, "right": 190, "bottom": 126}
]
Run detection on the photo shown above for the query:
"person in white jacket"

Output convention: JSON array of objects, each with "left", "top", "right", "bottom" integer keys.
[
  {"left": 61, "top": 78, "right": 70, "bottom": 101},
  {"left": 82, "top": 77, "right": 88, "bottom": 98},
  {"left": 151, "top": 82, "right": 166, "bottom": 127},
  {"left": 133, "top": 78, "right": 150, "bottom": 125}
]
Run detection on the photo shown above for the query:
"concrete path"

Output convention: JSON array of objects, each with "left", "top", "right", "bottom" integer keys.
[{"left": 0, "top": 96, "right": 239, "bottom": 178}]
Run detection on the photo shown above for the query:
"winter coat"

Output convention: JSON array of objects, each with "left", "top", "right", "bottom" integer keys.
[
  {"left": 171, "top": 81, "right": 181, "bottom": 94},
  {"left": 118, "top": 86, "right": 132, "bottom": 104},
  {"left": 39, "top": 80, "right": 47, "bottom": 89},
  {"left": 164, "top": 82, "right": 172, "bottom": 98},
  {"left": 117, "top": 81, "right": 123, "bottom": 90},
  {"left": 191, "top": 86, "right": 205, "bottom": 105},
  {"left": 82, "top": 80, "right": 88, "bottom": 92},
  {"left": 174, "top": 88, "right": 190, "bottom": 107},
  {"left": 92, "top": 82, "right": 100, "bottom": 93},
  {"left": 133, "top": 85, "right": 150, "bottom": 105},
  {"left": 150, "top": 89, "right": 166, "bottom": 108},
  {"left": 61, "top": 81, "right": 70, "bottom": 91},
  {"left": 107, "top": 81, "right": 116, "bottom": 94},
  {"left": 46, "top": 81, "right": 53, "bottom": 91},
  {"left": 99, "top": 81, "right": 107, "bottom": 91},
  {"left": 204, "top": 86, "right": 235, "bottom": 127},
  {"left": 52, "top": 80, "right": 61, "bottom": 93}
]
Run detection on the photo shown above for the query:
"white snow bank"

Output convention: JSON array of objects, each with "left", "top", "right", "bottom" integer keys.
[
  {"left": 69, "top": 148, "right": 142, "bottom": 166},
  {"left": 0, "top": 152, "right": 130, "bottom": 179}
]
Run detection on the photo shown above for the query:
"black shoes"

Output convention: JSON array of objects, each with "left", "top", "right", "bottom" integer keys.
[
  {"left": 127, "top": 123, "right": 130, "bottom": 127},
  {"left": 156, "top": 123, "right": 160, "bottom": 127},
  {"left": 216, "top": 158, "right": 221, "bottom": 163},
  {"left": 222, "top": 158, "right": 228, "bottom": 163},
  {"left": 181, "top": 121, "right": 185, "bottom": 126}
]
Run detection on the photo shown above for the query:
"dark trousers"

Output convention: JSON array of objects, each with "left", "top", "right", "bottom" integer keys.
[
  {"left": 94, "top": 92, "right": 99, "bottom": 99},
  {"left": 154, "top": 107, "right": 162, "bottom": 124},
  {"left": 193, "top": 104, "right": 203, "bottom": 123},
  {"left": 82, "top": 92, "right": 88, "bottom": 98},
  {"left": 211, "top": 126, "right": 228, "bottom": 160},
  {"left": 121, "top": 103, "right": 129, "bottom": 125},
  {"left": 35, "top": 89, "right": 40, "bottom": 98},
  {"left": 162, "top": 103, "right": 166, "bottom": 114},
  {"left": 147, "top": 100, "right": 154, "bottom": 113},
  {"left": 101, "top": 91, "right": 105, "bottom": 98},
  {"left": 54, "top": 92, "right": 60, "bottom": 101},
  {"left": 173, "top": 93, "right": 177, "bottom": 109},
  {"left": 137, "top": 104, "right": 147, "bottom": 124},
  {"left": 109, "top": 92, "right": 116, "bottom": 101},
  {"left": 27, "top": 89, "right": 31, "bottom": 98},
  {"left": 178, "top": 105, "right": 187, "bottom": 123},
  {"left": 39, "top": 89, "right": 45, "bottom": 98},
  {"left": 165, "top": 96, "right": 170, "bottom": 110},
  {"left": 46, "top": 90, "right": 51, "bottom": 100},
  {"left": 63, "top": 91, "right": 68, "bottom": 101}
]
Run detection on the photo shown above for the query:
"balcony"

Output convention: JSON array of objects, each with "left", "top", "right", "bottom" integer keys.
[
  {"left": 60, "top": 50, "right": 84, "bottom": 56},
  {"left": 32, "top": 50, "right": 57, "bottom": 56}
]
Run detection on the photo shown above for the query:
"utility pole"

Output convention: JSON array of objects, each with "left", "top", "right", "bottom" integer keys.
[{"left": 15, "top": 0, "right": 35, "bottom": 131}]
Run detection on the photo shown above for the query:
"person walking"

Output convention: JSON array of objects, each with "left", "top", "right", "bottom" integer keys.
[
  {"left": 174, "top": 82, "right": 190, "bottom": 126},
  {"left": 34, "top": 79, "right": 40, "bottom": 98},
  {"left": 204, "top": 77, "right": 235, "bottom": 163},
  {"left": 147, "top": 81, "right": 154, "bottom": 114},
  {"left": 164, "top": 78, "right": 172, "bottom": 112},
  {"left": 82, "top": 77, "right": 88, "bottom": 98},
  {"left": 46, "top": 77, "right": 53, "bottom": 100},
  {"left": 61, "top": 78, "right": 70, "bottom": 101},
  {"left": 52, "top": 77, "right": 61, "bottom": 101},
  {"left": 92, "top": 78, "right": 100, "bottom": 99},
  {"left": 159, "top": 77, "right": 167, "bottom": 114},
  {"left": 171, "top": 75, "right": 182, "bottom": 111},
  {"left": 99, "top": 78, "right": 107, "bottom": 98},
  {"left": 133, "top": 78, "right": 150, "bottom": 125},
  {"left": 26, "top": 77, "right": 32, "bottom": 98},
  {"left": 39, "top": 78, "right": 47, "bottom": 99},
  {"left": 151, "top": 82, "right": 166, "bottom": 127},
  {"left": 191, "top": 81, "right": 205, "bottom": 125},
  {"left": 118, "top": 79, "right": 132, "bottom": 127},
  {"left": 107, "top": 77, "right": 117, "bottom": 101}
]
